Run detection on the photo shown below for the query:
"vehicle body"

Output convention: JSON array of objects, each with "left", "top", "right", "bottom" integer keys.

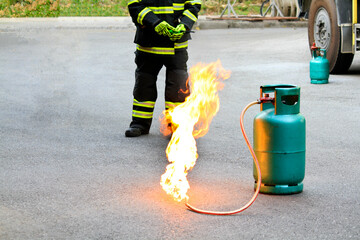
[{"left": 298, "top": 0, "right": 359, "bottom": 73}]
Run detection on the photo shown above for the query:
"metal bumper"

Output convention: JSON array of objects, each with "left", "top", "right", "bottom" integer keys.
[{"left": 355, "top": 23, "right": 360, "bottom": 52}]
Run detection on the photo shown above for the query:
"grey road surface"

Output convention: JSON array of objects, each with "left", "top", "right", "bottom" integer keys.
[{"left": 1, "top": 21, "right": 360, "bottom": 239}]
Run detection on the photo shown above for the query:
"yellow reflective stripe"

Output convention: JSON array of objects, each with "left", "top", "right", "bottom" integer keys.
[
  {"left": 128, "top": 0, "right": 139, "bottom": 6},
  {"left": 354, "top": 0, "right": 358, "bottom": 47},
  {"left": 149, "top": 6, "right": 174, "bottom": 14},
  {"left": 165, "top": 101, "right": 182, "bottom": 109},
  {"left": 175, "top": 41, "right": 188, "bottom": 49},
  {"left": 173, "top": 3, "right": 184, "bottom": 11},
  {"left": 185, "top": 0, "right": 201, "bottom": 5},
  {"left": 132, "top": 110, "right": 153, "bottom": 119},
  {"left": 137, "top": 45, "right": 175, "bottom": 55},
  {"left": 137, "top": 8, "right": 151, "bottom": 25},
  {"left": 353, "top": 0, "right": 357, "bottom": 24},
  {"left": 183, "top": 10, "right": 197, "bottom": 22},
  {"left": 133, "top": 99, "right": 155, "bottom": 108}
]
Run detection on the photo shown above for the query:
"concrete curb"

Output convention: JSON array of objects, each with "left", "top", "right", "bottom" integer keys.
[
  {"left": 0, "top": 16, "right": 307, "bottom": 31},
  {"left": 0, "top": 17, "right": 136, "bottom": 31},
  {"left": 197, "top": 18, "right": 308, "bottom": 29}
]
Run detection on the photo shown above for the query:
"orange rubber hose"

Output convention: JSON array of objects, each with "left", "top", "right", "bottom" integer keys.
[{"left": 185, "top": 101, "right": 261, "bottom": 215}]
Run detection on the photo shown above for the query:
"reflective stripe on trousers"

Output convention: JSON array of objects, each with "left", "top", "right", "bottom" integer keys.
[
  {"left": 132, "top": 99, "right": 155, "bottom": 119},
  {"left": 165, "top": 101, "right": 183, "bottom": 110}
]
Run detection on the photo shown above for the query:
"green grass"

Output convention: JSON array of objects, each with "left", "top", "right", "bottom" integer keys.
[
  {"left": 0, "top": 0, "right": 263, "bottom": 18},
  {"left": 0, "top": 0, "right": 60, "bottom": 17},
  {"left": 60, "top": 0, "right": 128, "bottom": 17}
]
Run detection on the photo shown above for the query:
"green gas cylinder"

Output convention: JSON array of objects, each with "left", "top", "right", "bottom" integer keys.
[
  {"left": 310, "top": 43, "right": 329, "bottom": 84},
  {"left": 253, "top": 85, "right": 306, "bottom": 194}
]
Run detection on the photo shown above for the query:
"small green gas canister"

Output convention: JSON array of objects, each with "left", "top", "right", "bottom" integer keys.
[
  {"left": 253, "top": 85, "right": 306, "bottom": 194},
  {"left": 310, "top": 43, "right": 329, "bottom": 84}
]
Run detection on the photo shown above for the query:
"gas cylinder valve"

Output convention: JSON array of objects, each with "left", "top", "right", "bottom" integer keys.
[{"left": 259, "top": 93, "right": 274, "bottom": 104}]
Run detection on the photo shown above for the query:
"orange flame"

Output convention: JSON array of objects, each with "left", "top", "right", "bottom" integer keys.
[{"left": 160, "top": 60, "right": 231, "bottom": 202}]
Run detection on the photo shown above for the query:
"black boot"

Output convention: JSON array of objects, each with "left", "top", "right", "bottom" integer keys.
[{"left": 125, "top": 127, "right": 149, "bottom": 137}]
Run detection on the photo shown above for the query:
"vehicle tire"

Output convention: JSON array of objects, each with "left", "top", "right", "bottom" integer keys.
[{"left": 308, "top": 0, "right": 354, "bottom": 74}]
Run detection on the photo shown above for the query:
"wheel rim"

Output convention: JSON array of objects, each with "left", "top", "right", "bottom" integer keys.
[{"left": 314, "top": 7, "right": 331, "bottom": 50}]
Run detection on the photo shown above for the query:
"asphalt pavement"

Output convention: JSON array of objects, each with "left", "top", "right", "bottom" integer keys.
[{"left": 0, "top": 17, "right": 360, "bottom": 239}]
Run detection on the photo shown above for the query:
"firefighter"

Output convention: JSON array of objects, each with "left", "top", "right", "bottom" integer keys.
[{"left": 125, "top": 0, "right": 201, "bottom": 137}]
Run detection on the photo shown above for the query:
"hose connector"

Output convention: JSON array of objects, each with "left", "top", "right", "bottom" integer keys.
[{"left": 259, "top": 93, "right": 275, "bottom": 104}]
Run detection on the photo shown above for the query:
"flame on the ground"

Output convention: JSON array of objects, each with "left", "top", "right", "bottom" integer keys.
[{"left": 160, "top": 60, "right": 231, "bottom": 202}]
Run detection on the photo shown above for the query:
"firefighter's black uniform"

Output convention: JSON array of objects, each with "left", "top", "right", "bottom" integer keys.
[{"left": 126, "top": 0, "right": 201, "bottom": 137}]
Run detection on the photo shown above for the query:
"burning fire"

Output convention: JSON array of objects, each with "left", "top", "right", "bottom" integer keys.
[{"left": 160, "top": 60, "right": 231, "bottom": 202}]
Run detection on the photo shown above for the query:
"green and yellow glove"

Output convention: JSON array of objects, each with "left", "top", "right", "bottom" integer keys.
[
  {"left": 169, "top": 24, "right": 186, "bottom": 41},
  {"left": 154, "top": 21, "right": 175, "bottom": 37},
  {"left": 175, "top": 24, "right": 186, "bottom": 33}
]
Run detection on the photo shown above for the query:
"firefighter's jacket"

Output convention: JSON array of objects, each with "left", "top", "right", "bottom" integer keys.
[{"left": 128, "top": 0, "right": 201, "bottom": 55}]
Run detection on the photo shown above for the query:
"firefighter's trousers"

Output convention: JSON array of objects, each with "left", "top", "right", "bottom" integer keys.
[{"left": 130, "top": 49, "right": 189, "bottom": 131}]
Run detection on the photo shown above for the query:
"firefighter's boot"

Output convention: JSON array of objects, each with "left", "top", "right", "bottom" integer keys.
[{"left": 125, "top": 126, "right": 149, "bottom": 137}]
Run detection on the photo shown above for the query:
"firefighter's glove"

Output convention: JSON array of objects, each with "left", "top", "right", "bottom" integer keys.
[
  {"left": 154, "top": 21, "right": 175, "bottom": 37},
  {"left": 169, "top": 24, "right": 186, "bottom": 41},
  {"left": 175, "top": 24, "right": 186, "bottom": 33}
]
